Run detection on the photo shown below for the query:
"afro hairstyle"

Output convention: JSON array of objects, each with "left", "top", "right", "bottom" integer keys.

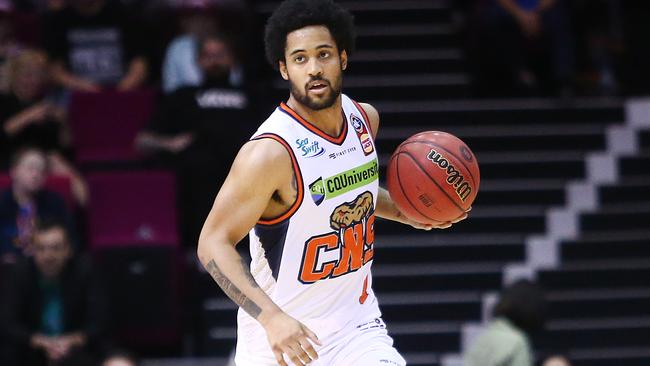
[{"left": 264, "top": 0, "right": 355, "bottom": 69}]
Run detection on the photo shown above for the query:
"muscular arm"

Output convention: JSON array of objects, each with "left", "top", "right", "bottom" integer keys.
[
  {"left": 197, "top": 139, "right": 288, "bottom": 322},
  {"left": 197, "top": 138, "right": 320, "bottom": 365}
]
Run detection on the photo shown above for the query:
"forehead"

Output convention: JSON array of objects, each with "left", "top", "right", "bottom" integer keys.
[
  {"left": 35, "top": 227, "right": 67, "bottom": 244},
  {"left": 285, "top": 25, "right": 336, "bottom": 53},
  {"left": 17, "top": 152, "right": 46, "bottom": 167}
]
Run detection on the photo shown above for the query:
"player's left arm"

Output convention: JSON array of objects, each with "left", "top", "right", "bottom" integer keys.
[{"left": 358, "top": 102, "right": 467, "bottom": 230}]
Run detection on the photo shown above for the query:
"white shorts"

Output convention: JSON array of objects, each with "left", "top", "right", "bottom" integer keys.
[{"left": 234, "top": 317, "right": 406, "bottom": 366}]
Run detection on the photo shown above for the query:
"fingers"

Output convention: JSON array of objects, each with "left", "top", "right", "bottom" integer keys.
[
  {"left": 302, "top": 325, "right": 322, "bottom": 347},
  {"left": 287, "top": 343, "right": 309, "bottom": 365},
  {"left": 299, "top": 336, "right": 319, "bottom": 360},
  {"left": 451, "top": 212, "right": 468, "bottom": 224},
  {"left": 272, "top": 330, "right": 320, "bottom": 366},
  {"left": 273, "top": 349, "right": 288, "bottom": 366}
]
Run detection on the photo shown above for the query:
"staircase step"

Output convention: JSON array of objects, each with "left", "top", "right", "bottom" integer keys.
[
  {"left": 548, "top": 288, "right": 650, "bottom": 319},
  {"left": 580, "top": 204, "right": 650, "bottom": 231},
  {"left": 640, "top": 129, "right": 650, "bottom": 149},
  {"left": 349, "top": 49, "right": 463, "bottom": 74},
  {"left": 373, "top": 263, "right": 503, "bottom": 292},
  {"left": 372, "top": 98, "right": 624, "bottom": 126},
  {"left": 389, "top": 321, "right": 461, "bottom": 353},
  {"left": 536, "top": 317, "right": 650, "bottom": 349},
  {"left": 376, "top": 212, "right": 545, "bottom": 235},
  {"left": 538, "top": 261, "right": 650, "bottom": 290},
  {"left": 562, "top": 236, "right": 650, "bottom": 262},
  {"left": 375, "top": 239, "right": 524, "bottom": 264},
  {"left": 599, "top": 179, "right": 650, "bottom": 205},
  {"left": 619, "top": 154, "right": 650, "bottom": 179}
]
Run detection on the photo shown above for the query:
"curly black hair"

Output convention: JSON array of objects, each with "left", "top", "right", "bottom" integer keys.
[{"left": 264, "top": 0, "right": 355, "bottom": 69}]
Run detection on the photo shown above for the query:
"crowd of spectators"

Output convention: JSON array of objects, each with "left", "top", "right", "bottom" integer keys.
[{"left": 0, "top": 0, "right": 260, "bottom": 364}]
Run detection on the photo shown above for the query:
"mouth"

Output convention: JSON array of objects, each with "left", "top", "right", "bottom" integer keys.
[{"left": 308, "top": 80, "right": 329, "bottom": 92}]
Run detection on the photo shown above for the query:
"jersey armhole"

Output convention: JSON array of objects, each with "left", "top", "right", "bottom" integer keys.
[{"left": 251, "top": 133, "right": 304, "bottom": 226}]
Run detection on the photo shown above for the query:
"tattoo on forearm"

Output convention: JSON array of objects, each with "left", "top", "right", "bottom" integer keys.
[{"left": 206, "top": 259, "right": 262, "bottom": 318}]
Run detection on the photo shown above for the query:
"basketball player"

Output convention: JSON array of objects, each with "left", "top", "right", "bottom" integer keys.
[{"left": 197, "top": 1, "right": 468, "bottom": 365}]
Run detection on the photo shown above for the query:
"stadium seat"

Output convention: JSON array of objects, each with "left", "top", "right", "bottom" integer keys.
[
  {"left": 0, "top": 173, "right": 75, "bottom": 210},
  {"left": 68, "top": 89, "right": 155, "bottom": 165},
  {"left": 87, "top": 171, "right": 179, "bottom": 249}
]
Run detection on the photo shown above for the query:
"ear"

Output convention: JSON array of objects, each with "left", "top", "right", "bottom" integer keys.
[
  {"left": 279, "top": 60, "right": 289, "bottom": 80},
  {"left": 340, "top": 50, "right": 348, "bottom": 71}
]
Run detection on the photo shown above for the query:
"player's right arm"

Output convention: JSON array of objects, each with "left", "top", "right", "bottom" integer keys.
[{"left": 197, "top": 138, "right": 320, "bottom": 366}]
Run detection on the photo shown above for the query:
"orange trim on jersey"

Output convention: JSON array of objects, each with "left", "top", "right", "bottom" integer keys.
[
  {"left": 279, "top": 103, "right": 348, "bottom": 145},
  {"left": 352, "top": 100, "right": 374, "bottom": 138},
  {"left": 252, "top": 133, "right": 304, "bottom": 226}
]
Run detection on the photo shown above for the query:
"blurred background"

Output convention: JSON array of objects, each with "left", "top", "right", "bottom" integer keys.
[{"left": 1, "top": 0, "right": 649, "bottom": 365}]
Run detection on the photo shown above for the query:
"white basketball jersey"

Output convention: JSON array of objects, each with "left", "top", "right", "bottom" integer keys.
[{"left": 237, "top": 94, "right": 381, "bottom": 354}]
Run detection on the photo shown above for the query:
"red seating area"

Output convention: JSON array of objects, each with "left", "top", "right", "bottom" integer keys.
[
  {"left": 0, "top": 173, "right": 75, "bottom": 210},
  {"left": 87, "top": 171, "right": 179, "bottom": 249},
  {"left": 69, "top": 89, "right": 155, "bottom": 165}
]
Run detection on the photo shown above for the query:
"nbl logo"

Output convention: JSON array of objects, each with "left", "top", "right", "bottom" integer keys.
[
  {"left": 351, "top": 115, "right": 364, "bottom": 133},
  {"left": 350, "top": 113, "right": 374, "bottom": 156}
]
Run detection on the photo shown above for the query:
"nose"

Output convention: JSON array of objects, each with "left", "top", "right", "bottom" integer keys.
[{"left": 307, "top": 58, "right": 323, "bottom": 78}]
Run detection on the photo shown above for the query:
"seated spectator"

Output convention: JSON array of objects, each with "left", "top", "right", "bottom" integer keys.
[
  {"left": 162, "top": 3, "right": 244, "bottom": 93},
  {"left": 136, "top": 34, "right": 256, "bottom": 248},
  {"left": 469, "top": 0, "right": 574, "bottom": 96},
  {"left": 102, "top": 349, "right": 138, "bottom": 366},
  {"left": 0, "top": 148, "right": 75, "bottom": 263},
  {"left": 465, "top": 280, "right": 546, "bottom": 366},
  {"left": 0, "top": 219, "right": 108, "bottom": 366},
  {"left": 0, "top": 50, "right": 89, "bottom": 205},
  {"left": 43, "top": 0, "right": 148, "bottom": 92}
]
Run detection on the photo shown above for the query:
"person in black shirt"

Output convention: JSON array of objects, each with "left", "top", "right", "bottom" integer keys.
[
  {"left": 136, "top": 33, "right": 257, "bottom": 248},
  {"left": 0, "top": 219, "right": 107, "bottom": 366},
  {"left": 0, "top": 50, "right": 89, "bottom": 205},
  {"left": 43, "top": 0, "right": 148, "bottom": 92}
]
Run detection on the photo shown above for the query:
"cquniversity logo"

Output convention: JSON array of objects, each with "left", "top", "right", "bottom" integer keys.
[
  {"left": 309, "top": 178, "right": 326, "bottom": 206},
  {"left": 308, "top": 159, "right": 379, "bottom": 206},
  {"left": 296, "top": 138, "right": 325, "bottom": 158}
]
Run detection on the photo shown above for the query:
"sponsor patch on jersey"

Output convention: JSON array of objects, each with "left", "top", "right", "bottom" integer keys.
[
  {"left": 328, "top": 146, "right": 357, "bottom": 160},
  {"left": 350, "top": 113, "right": 374, "bottom": 155},
  {"left": 295, "top": 137, "right": 325, "bottom": 158},
  {"left": 308, "top": 158, "right": 378, "bottom": 206}
]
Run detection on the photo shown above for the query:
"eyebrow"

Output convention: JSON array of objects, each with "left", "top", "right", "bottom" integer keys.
[{"left": 289, "top": 44, "right": 335, "bottom": 56}]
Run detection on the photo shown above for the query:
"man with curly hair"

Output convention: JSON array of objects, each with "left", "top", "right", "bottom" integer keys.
[{"left": 197, "top": 1, "right": 468, "bottom": 365}]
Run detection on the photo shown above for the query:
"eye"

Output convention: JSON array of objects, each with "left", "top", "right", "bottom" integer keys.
[
  {"left": 294, "top": 55, "right": 306, "bottom": 63},
  {"left": 319, "top": 51, "right": 330, "bottom": 58}
]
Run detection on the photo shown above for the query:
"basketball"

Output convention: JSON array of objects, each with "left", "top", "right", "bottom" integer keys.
[{"left": 387, "top": 131, "right": 480, "bottom": 224}]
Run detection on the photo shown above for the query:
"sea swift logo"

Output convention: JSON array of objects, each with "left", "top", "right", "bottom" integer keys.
[
  {"left": 308, "top": 158, "right": 378, "bottom": 206},
  {"left": 296, "top": 137, "right": 325, "bottom": 158}
]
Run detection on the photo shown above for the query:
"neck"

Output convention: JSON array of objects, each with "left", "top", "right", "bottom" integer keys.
[
  {"left": 12, "top": 185, "right": 34, "bottom": 206},
  {"left": 286, "top": 95, "right": 343, "bottom": 136}
]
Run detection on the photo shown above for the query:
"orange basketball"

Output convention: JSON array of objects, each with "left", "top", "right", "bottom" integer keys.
[{"left": 386, "top": 131, "right": 480, "bottom": 224}]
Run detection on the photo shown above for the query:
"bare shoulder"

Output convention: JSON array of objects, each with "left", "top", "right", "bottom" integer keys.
[
  {"left": 358, "top": 102, "right": 380, "bottom": 139},
  {"left": 232, "top": 137, "right": 293, "bottom": 182}
]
